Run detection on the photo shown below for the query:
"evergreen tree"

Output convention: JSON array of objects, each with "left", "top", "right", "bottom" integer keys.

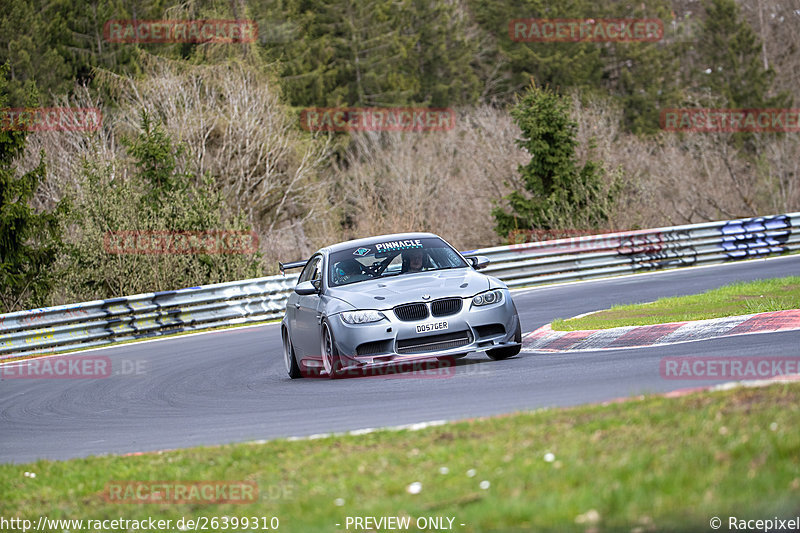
[
  {"left": 123, "top": 110, "right": 183, "bottom": 209},
  {"left": 465, "top": 0, "right": 682, "bottom": 131},
  {"left": 0, "top": 64, "right": 66, "bottom": 312},
  {"left": 257, "top": 0, "right": 481, "bottom": 108},
  {"left": 597, "top": 1, "right": 682, "bottom": 134},
  {"left": 694, "top": 0, "right": 789, "bottom": 109},
  {"left": 405, "top": 0, "right": 481, "bottom": 107},
  {"left": 0, "top": 0, "right": 71, "bottom": 106},
  {"left": 493, "top": 82, "right": 613, "bottom": 237},
  {"left": 61, "top": 111, "right": 262, "bottom": 301},
  {"left": 57, "top": 0, "right": 143, "bottom": 82},
  {"left": 0, "top": 0, "right": 173, "bottom": 106},
  {"left": 466, "top": 0, "right": 605, "bottom": 101},
  {"left": 320, "top": 0, "right": 418, "bottom": 106}
]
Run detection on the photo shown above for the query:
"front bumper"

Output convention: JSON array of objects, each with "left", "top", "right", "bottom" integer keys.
[{"left": 319, "top": 290, "right": 520, "bottom": 371}]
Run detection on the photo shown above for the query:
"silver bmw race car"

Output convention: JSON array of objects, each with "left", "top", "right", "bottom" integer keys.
[{"left": 279, "top": 233, "right": 522, "bottom": 379}]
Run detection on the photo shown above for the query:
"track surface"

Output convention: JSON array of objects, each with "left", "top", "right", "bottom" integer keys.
[{"left": 2, "top": 256, "right": 799, "bottom": 463}]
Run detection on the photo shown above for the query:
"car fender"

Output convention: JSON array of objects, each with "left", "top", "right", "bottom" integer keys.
[
  {"left": 486, "top": 275, "right": 508, "bottom": 291},
  {"left": 320, "top": 296, "right": 358, "bottom": 318}
]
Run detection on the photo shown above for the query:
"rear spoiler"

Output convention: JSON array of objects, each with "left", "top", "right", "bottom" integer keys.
[{"left": 278, "top": 260, "right": 307, "bottom": 275}]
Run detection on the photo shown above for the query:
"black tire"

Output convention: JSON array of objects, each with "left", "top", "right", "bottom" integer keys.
[
  {"left": 282, "top": 327, "right": 303, "bottom": 379},
  {"left": 487, "top": 315, "right": 522, "bottom": 361},
  {"left": 321, "top": 319, "right": 345, "bottom": 379}
]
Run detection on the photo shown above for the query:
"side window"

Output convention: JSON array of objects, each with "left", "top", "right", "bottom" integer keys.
[
  {"left": 299, "top": 256, "right": 322, "bottom": 283},
  {"left": 311, "top": 258, "right": 323, "bottom": 281}
]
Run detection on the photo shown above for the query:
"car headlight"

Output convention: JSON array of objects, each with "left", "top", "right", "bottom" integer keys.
[
  {"left": 340, "top": 310, "right": 386, "bottom": 324},
  {"left": 472, "top": 289, "right": 503, "bottom": 306}
]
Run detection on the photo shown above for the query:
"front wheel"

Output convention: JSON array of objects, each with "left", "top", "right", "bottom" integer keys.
[
  {"left": 487, "top": 316, "right": 522, "bottom": 361},
  {"left": 282, "top": 328, "right": 303, "bottom": 379},
  {"left": 321, "top": 319, "right": 345, "bottom": 379}
]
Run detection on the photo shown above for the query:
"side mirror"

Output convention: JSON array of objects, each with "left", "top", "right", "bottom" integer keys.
[
  {"left": 295, "top": 280, "right": 321, "bottom": 295},
  {"left": 468, "top": 256, "right": 490, "bottom": 270}
]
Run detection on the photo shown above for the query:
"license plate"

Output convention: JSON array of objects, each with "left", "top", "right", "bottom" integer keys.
[{"left": 416, "top": 321, "right": 448, "bottom": 333}]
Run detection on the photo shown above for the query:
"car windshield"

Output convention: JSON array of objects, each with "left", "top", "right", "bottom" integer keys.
[{"left": 328, "top": 237, "right": 468, "bottom": 287}]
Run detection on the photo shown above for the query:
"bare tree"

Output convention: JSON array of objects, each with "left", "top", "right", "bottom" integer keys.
[
  {"left": 334, "top": 106, "right": 528, "bottom": 249},
  {"left": 738, "top": 0, "right": 800, "bottom": 103},
  {"left": 25, "top": 56, "right": 336, "bottom": 268},
  {"left": 572, "top": 91, "right": 800, "bottom": 228}
]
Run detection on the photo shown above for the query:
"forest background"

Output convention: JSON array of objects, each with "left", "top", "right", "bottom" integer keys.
[{"left": 1, "top": 0, "right": 798, "bottom": 312}]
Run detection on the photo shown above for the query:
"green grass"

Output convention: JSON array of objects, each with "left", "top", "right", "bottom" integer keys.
[
  {"left": 552, "top": 276, "right": 800, "bottom": 331},
  {"left": 2, "top": 383, "right": 799, "bottom": 532}
]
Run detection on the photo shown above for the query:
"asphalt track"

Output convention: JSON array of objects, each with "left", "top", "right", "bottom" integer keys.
[{"left": 2, "top": 255, "right": 799, "bottom": 464}]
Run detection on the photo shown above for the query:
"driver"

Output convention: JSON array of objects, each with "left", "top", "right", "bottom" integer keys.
[
  {"left": 335, "top": 259, "right": 363, "bottom": 283},
  {"left": 402, "top": 249, "right": 425, "bottom": 273}
]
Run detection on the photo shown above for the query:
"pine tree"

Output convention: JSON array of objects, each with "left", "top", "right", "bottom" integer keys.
[
  {"left": 62, "top": 110, "right": 262, "bottom": 301},
  {"left": 493, "top": 82, "right": 613, "bottom": 237},
  {"left": 259, "top": 0, "right": 481, "bottom": 108},
  {"left": 0, "top": 0, "right": 71, "bottom": 106},
  {"left": 265, "top": 0, "right": 418, "bottom": 107},
  {"left": 322, "top": 0, "right": 418, "bottom": 106},
  {"left": 695, "top": 0, "right": 789, "bottom": 109},
  {"left": 405, "top": 0, "right": 481, "bottom": 107},
  {"left": 466, "top": 0, "right": 605, "bottom": 102},
  {"left": 0, "top": 64, "right": 66, "bottom": 312}
]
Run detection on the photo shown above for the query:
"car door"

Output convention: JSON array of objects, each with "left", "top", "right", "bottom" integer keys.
[{"left": 292, "top": 254, "right": 324, "bottom": 357}]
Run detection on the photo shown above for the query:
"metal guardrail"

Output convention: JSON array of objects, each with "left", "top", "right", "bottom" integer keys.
[
  {"left": 2, "top": 213, "right": 798, "bottom": 358},
  {"left": 0, "top": 275, "right": 299, "bottom": 359},
  {"left": 470, "top": 213, "right": 800, "bottom": 287}
]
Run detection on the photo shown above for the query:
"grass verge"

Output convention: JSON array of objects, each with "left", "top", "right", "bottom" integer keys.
[
  {"left": 552, "top": 276, "right": 800, "bottom": 331},
  {"left": 2, "top": 382, "right": 799, "bottom": 532}
]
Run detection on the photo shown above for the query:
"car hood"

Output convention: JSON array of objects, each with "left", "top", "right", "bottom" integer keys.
[{"left": 326, "top": 268, "right": 494, "bottom": 311}]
